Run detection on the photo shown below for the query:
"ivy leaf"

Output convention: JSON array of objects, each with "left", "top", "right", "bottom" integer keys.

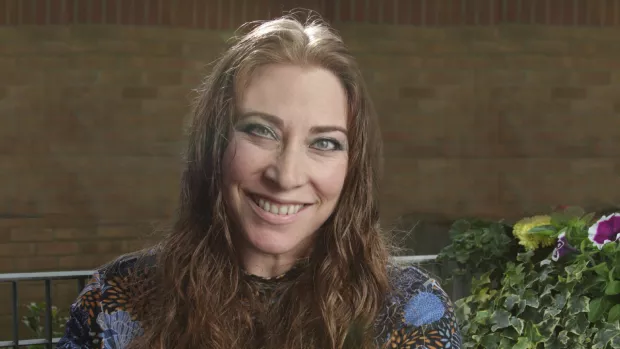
[
  {"left": 512, "top": 337, "right": 532, "bottom": 349},
  {"left": 510, "top": 317, "right": 525, "bottom": 335},
  {"left": 540, "top": 284, "right": 555, "bottom": 298},
  {"left": 523, "top": 289, "right": 540, "bottom": 309},
  {"left": 609, "top": 304, "right": 620, "bottom": 323},
  {"left": 567, "top": 295, "right": 590, "bottom": 315},
  {"left": 504, "top": 294, "right": 520, "bottom": 310},
  {"left": 535, "top": 317, "right": 560, "bottom": 340},
  {"left": 565, "top": 313, "right": 590, "bottom": 335},
  {"left": 557, "top": 330, "right": 571, "bottom": 345},
  {"left": 593, "top": 321, "right": 620, "bottom": 349},
  {"left": 565, "top": 262, "right": 588, "bottom": 282},
  {"left": 475, "top": 310, "right": 490, "bottom": 325},
  {"left": 490, "top": 310, "right": 511, "bottom": 331},
  {"left": 605, "top": 280, "right": 620, "bottom": 295},
  {"left": 517, "top": 251, "right": 535, "bottom": 263},
  {"left": 479, "top": 333, "right": 501, "bottom": 349}
]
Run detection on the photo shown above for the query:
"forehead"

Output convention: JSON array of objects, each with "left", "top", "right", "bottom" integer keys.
[{"left": 238, "top": 64, "right": 348, "bottom": 129}]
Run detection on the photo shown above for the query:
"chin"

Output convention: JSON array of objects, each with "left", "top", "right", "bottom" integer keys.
[{"left": 244, "top": 228, "right": 308, "bottom": 256}]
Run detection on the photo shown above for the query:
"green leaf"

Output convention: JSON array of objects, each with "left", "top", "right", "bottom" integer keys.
[
  {"left": 474, "top": 310, "right": 490, "bottom": 324},
  {"left": 513, "top": 337, "right": 532, "bottom": 349},
  {"left": 528, "top": 225, "right": 556, "bottom": 235},
  {"left": 479, "top": 333, "right": 501, "bottom": 349},
  {"left": 510, "top": 317, "right": 525, "bottom": 335},
  {"left": 565, "top": 313, "right": 590, "bottom": 335},
  {"left": 609, "top": 304, "right": 620, "bottom": 322},
  {"left": 490, "top": 310, "right": 511, "bottom": 331},
  {"left": 605, "top": 280, "right": 620, "bottom": 295},
  {"left": 589, "top": 297, "right": 607, "bottom": 322},
  {"left": 523, "top": 289, "right": 540, "bottom": 309},
  {"left": 567, "top": 295, "right": 590, "bottom": 315},
  {"left": 557, "top": 330, "right": 571, "bottom": 345},
  {"left": 593, "top": 321, "right": 620, "bottom": 349},
  {"left": 592, "top": 262, "right": 609, "bottom": 278},
  {"left": 565, "top": 262, "right": 588, "bottom": 282},
  {"left": 449, "top": 219, "right": 473, "bottom": 237},
  {"left": 537, "top": 317, "right": 560, "bottom": 338},
  {"left": 517, "top": 251, "right": 535, "bottom": 263},
  {"left": 504, "top": 294, "right": 520, "bottom": 310}
]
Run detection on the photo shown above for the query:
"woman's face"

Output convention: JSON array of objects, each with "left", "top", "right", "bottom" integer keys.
[{"left": 222, "top": 64, "right": 349, "bottom": 263}]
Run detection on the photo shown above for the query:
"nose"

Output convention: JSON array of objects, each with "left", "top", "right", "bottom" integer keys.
[{"left": 263, "top": 145, "right": 307, "bottom": 190}]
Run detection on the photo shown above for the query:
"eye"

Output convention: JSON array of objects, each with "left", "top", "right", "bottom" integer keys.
[
  {"left": 311, "top": 138, "right": 343, "bottom": 151},
  {"left": 243, "top": 124, "right": 277, "bottom": 139}
]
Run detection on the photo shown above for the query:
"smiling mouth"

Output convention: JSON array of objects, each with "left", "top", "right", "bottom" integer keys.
[{"left": 248, "top": 194, "right": 310, "bottom": 216}]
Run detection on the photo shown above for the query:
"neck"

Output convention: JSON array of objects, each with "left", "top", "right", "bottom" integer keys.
[{"left": 241, "top": 250, "right": 300, "bottom": 278}]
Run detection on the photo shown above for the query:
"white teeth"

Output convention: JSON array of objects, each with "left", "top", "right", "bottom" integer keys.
[
  {"left": 255, "top": 197, "right": 303, "bottom": 216},
  {"left": 270, "top": 205, "right": 279, "bottom": 214}
]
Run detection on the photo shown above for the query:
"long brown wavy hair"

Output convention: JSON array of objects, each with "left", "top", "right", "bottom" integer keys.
[{"left": 127, "top": 11, "right": 390, "bottom": 349}]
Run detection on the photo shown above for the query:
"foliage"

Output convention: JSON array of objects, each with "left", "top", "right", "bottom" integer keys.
[
  {"left": 22, "top": 302, "right": 68, "bottom": 349},
  {"left": 439, "top": 207, "right": 620, "bottom": 348},
  {"left": 437, "top": 219, "right": 518, "bottom": 286}
]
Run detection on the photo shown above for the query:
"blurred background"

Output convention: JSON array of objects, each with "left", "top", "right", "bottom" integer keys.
[{"left": 1, "top": 0, "right": 619, "bottom": 342}]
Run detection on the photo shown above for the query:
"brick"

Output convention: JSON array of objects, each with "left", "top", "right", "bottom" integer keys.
[
  {"left": 0, "top": 228, "right": 9, "bottom": 243},
  {"left": 97, "top": 70, "right": 143, "bottom": 84},
  {"left": 526, "top": 71, "right": 571, "bottom": 85},
  {"left": 0, "top": 258, "right": 14, "bottom": 272},
  {"left": 399, "top": 87, "right": 436, "bottom": 99},
  {"left": 420, "top": 71, "right": 474, "bottom": 85},
  {"left": 53, "top": 228, "right": 96, "bottom": 240},
  {"left": 122, "top": 239, "right": 157, "bottom": 252},
  {"left": 97, "top": 225, "right": 142, "bottom": 238},
  {"left": 525, "top": 40, "right": 569, "bottom": 54},
  {"left": 80, "top": 241, "right": 125, "bottom": 255},
  {"left": 573, "top": 71, "right": 611, "bottom": 86},
  {"left": 10, "top": 228, "right": 53, "bottom": 242},
  {"left": 122, "top": 86, "right": 159, "bottom": 99},
  {"left": 551, "top": 87, "right": 587, "bottom": 99},
  {"left": 58, "top": 254, "right": 118, "bottom": 270},
  {"left": 570, "top": 100, "right": 614, "bottom": 114},
  {"left": 13, "top": 256, "right": 59, "bottom": 272},
  {"left": 142, "top": 71, "right": 183, "bottom": 85},
  {"left": 35, "top": 242, "right": 79, "bottom": 256},
  {"left": 0, "top": 243, "right": 36, "bottom": 257}
]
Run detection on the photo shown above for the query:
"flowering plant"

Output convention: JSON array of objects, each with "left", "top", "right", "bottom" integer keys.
[{"left": 439, "top": 206, "right": 620, "bottom": 349}]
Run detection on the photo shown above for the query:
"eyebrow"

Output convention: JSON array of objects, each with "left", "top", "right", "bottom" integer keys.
[{"left": 238, "top": 111, "right": 348, "bottom": 136}]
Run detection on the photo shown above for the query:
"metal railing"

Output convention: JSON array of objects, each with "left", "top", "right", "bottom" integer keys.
[
  {"left": 0, "top": 254, "right": 462, "bottom": 348},
  {"left": 0, "top": 270, "right": 94, "bottom": 348}
]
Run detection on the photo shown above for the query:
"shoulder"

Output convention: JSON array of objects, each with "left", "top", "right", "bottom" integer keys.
[
  {"left": 375, "top": 265, "right": 462, "bottom": 348},
  {"left": 57, "top": 253, "right": 154, "bottom": 348}
]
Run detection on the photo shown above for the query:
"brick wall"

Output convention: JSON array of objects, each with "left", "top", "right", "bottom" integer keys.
[{"left": 1, "top": 0, "right": 620, "bottom": 337}]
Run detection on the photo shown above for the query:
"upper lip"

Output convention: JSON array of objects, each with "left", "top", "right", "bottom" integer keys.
[{"left": 247, "top": 192, "right": 312, "bottom": 206}]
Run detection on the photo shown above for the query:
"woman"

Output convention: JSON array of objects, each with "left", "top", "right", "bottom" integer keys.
[{"left": 58, "top": 13, "right": 461, "bottom": 349}]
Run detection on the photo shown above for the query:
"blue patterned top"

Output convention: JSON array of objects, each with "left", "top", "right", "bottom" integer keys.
[{"left": 57, "top": 256, "right": 461, "bottom": 348}]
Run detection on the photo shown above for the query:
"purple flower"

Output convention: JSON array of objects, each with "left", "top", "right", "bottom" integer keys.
[
  {"left": 588, "top": 213, "right": 620, "bottom": 250},
  {"left": 552, "top": 232, "right": 578, "bottom": 261}
]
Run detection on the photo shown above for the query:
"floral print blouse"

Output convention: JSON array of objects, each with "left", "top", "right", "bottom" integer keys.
[{"left": 57, "top": 256, "right": 461, "bottom": 348}]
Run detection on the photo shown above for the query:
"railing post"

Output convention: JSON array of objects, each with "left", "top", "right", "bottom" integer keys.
[
  {"left": 77, "top": 277, "right": 85, "bottom": 294},
  {"left": 11, "top": 281, "right": 18, "bottom": 349},
  {"left": 44, "top": 279, "right": 53, "bottom": 349}
]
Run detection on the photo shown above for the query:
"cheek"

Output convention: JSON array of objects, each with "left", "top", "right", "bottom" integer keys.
[
  {"left": 311, "top": 158, "right": 348, "bottom": 200},
  {"left": 222, "top": 138, "right": 267, "bottom": 184}
]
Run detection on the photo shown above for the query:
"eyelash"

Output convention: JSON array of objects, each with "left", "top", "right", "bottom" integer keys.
[
  {"left": 311, "top": 138, "right": 343, "bottom": 151},
  {"left": 243, "top": 124, "right": 277, "bottom": 139},
  {"left": 242, "top": 123, "right": 344, "bottom": 152}
]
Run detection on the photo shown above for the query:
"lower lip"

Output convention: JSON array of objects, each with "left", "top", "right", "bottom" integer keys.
[{"left": 247, "top": 195, "right": 307, "bottom": 225}]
